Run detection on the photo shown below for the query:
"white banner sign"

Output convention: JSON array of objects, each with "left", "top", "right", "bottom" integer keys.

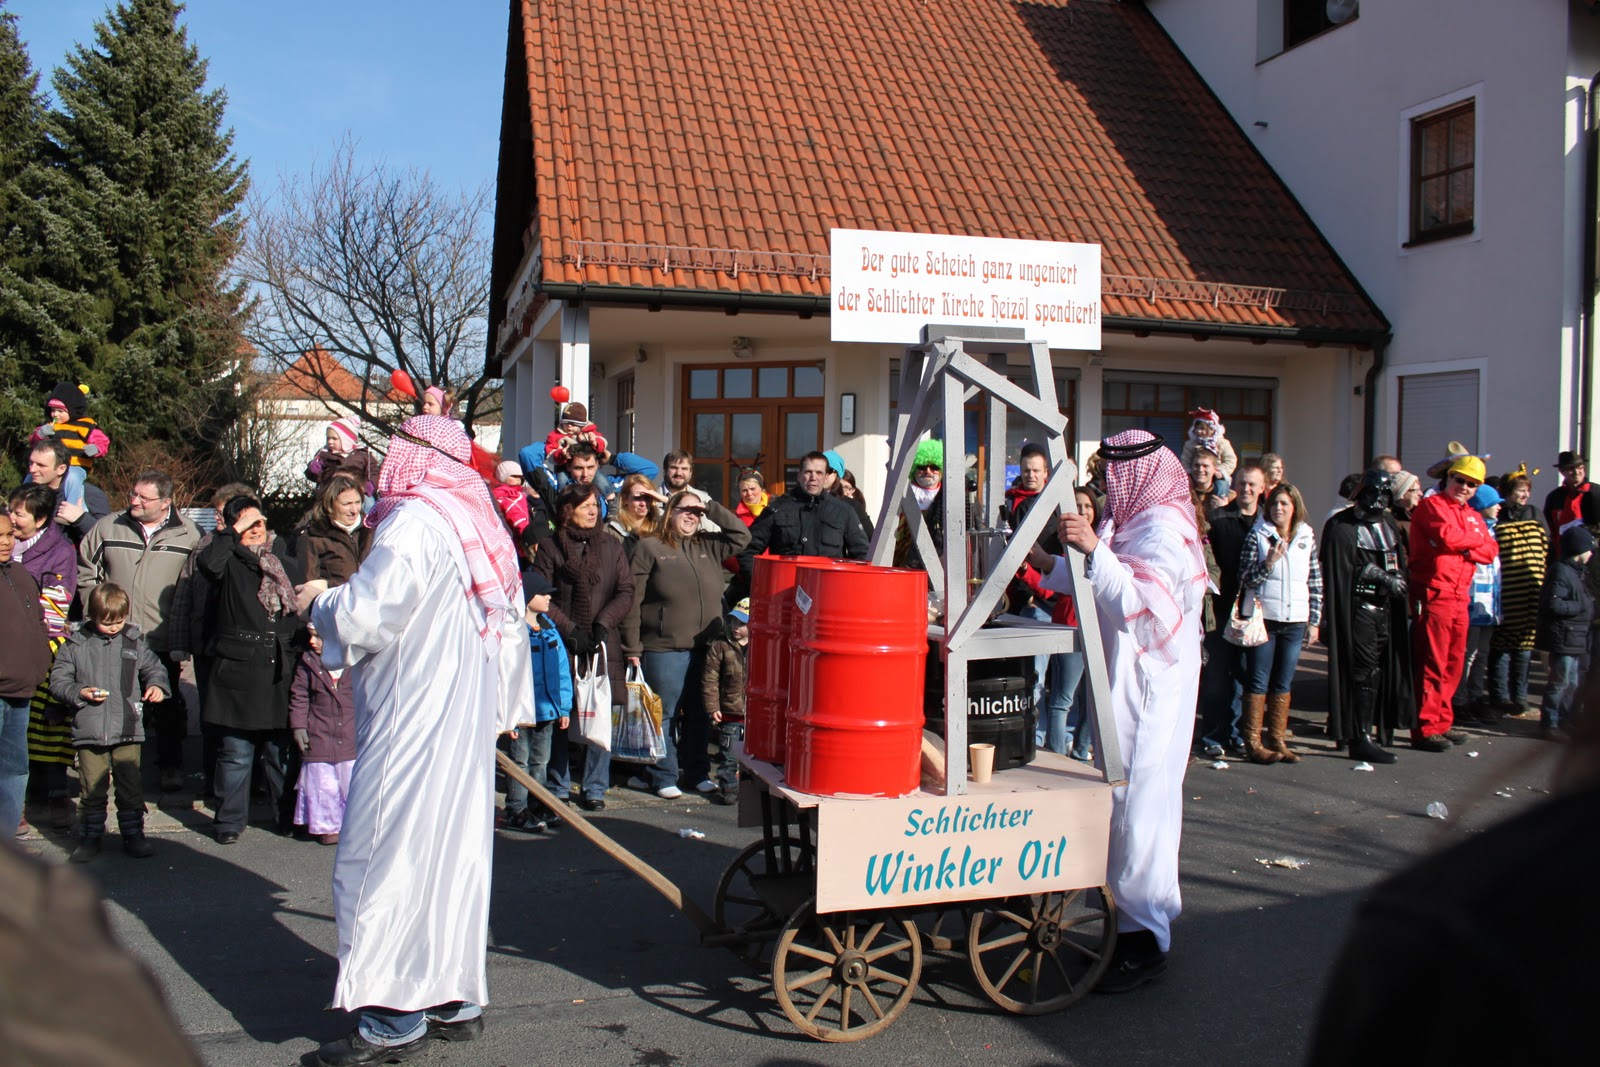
[{"left": 830, "top": 228, "right": 1101, "bottom": 349}]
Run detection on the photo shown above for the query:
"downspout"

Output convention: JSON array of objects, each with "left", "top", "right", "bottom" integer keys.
[
  {"left": 1362, "top": 334, "right": 1388, "bottom": 465},
  {"left": 1580, "top": 70, "right": 1600, "bottom": 456}
]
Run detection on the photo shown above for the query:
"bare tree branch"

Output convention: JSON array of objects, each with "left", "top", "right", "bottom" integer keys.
[{"left": 238, "top": 137, "right": 502, "bottom": 437}]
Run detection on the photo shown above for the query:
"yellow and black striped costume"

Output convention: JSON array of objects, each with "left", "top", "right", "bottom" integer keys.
[
  {"left": 1491, "top": 518, "right": 1547, "bottom": 652},
  {"left": 27, "top": 636, "right": 75, "bottom": 767}
]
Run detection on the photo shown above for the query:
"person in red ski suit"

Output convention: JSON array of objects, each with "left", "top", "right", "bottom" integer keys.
[{"left": 1407, "top": 455, "right": 1498, "bottom": 751}]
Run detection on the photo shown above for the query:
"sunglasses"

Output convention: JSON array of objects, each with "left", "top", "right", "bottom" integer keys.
[
  {"left": 673, "top": 508, "right": 706, "bottom": 517},
  {"left": 627, "top": 495, "right": 653, "bottom": 503},
  {"left": 1449, "top": 475, "right": 1482, "bottom": 489},
  {"left": 916, "top": 463, "right": 941, "bottom": 472}
]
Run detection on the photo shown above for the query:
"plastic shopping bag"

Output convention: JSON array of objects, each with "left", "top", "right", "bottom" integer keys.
[
  {"left": 612, "top": 663, "right": 667, "bottom": 763},
  {"left": 571, "top": 646, "right": 612, "bottom": 751}
]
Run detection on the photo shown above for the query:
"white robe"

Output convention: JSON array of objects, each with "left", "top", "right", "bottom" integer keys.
[
  {"left": 311, "top": 503, "right": 531, "bottom": 1011},
  {"left": 1041, "top": 518, "right": 1202, "bottom": 953}
]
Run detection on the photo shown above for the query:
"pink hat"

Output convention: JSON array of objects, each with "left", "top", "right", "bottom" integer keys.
[
  {"left": 329, "top": 416, "right": 360, "bottom": 450},
  {"left": 495, "top": 460, "right": 523, "bottom": 484},
  {"left": 425, "top": 385, "right": 448, "bottom": 408}
]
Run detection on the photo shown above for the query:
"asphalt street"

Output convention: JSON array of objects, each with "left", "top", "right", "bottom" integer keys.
[{"left": 19, "top": 648, "right": 1563, "bottom": 1067}]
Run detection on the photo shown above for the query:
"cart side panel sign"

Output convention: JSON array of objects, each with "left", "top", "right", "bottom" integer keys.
[
  {"left": 829, "top": 228, "right": 1102, "bottom": 350},
  {"left": 814, "top": 785, "right": 1113, "bottom": 912}
]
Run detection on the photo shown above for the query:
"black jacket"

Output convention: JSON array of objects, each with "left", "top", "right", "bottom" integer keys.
[
  {"left": 1319, "top": 508, "right": 1414, "bottom": 741},
  {"left": 196, "top": 530, "right": 307, "bottom": 731},
  {"left": 739, "top": 489, "right": 868, "bottom": 585},
  {"left": 1207, "top": 503, "right": 1259, "bottom": 613},
  {"left": 1538, "top": 558, "right": 1592, "bottom": 656}
]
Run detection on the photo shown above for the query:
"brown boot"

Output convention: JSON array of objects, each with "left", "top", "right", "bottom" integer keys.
[
  {"left": 1241, "top": 694, "right": 1279, "bottom": 764},
  {"left": 1266, "top": 692, "right": 1300, "bottom": 763}
]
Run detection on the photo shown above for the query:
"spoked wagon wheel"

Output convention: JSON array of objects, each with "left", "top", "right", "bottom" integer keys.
[
  {"left": 771, "top": 897, "right": 922, "bottom": 1041},
  {"left": 712, "top": 839, "right": 807, "bottom": 963},
  {"left": 967, "top": 886, "right": 1117, "bottom": 1014}
]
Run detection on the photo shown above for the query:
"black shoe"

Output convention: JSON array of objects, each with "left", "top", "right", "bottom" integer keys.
[
  {"left": 1198, "top": 741, "right": 1224, "bottom": 759},
  {"left": 1348, "top": 735, "right": 1398, "bottom": 765},
  {"left": 313, "top": 1029, "right": 429, "bottom": 1066},
  {"left": 1411, "top": 734, "right": 1451, "bottom": 753},
  {"left": 427, "top": 1014, "right": 484, "bottom": 1042},
  {"left": 709, "top": 790, "right": 737, "bottom": 806},
  {"left": 577, "top": 796, "right": 605, "bottom": 812},
  {"left": 215, "top": 830, "right": 241, "bottom": 844},
  {"left": 122, "top": 834, "right": 154, "bottom": 859},
  {"left": 1094, "top": 933, "right": 1168, "bottom": 994},
  {"left": 70, "top": 837, "right": 101, "bottom": 864}
]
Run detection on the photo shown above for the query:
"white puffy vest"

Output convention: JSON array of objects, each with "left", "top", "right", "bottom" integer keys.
[{"left": 1248, "top": 520, "right": 1315, "bottom": 622}]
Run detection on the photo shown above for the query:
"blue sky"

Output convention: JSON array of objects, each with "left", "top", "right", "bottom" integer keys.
[{"left": 7, "top": 0, "right": 507, "bottom": 201}]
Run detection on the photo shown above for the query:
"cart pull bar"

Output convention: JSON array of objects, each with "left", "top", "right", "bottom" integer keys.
[{"left": 495, "top": 750, "right": 717, "bottom": 935}]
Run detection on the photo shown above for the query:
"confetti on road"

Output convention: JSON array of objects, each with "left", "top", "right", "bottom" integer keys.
[{"left": 1256, "top": 856, "right": 1310, "bottom": 870}]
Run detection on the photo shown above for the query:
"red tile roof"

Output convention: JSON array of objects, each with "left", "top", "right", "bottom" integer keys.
[
  {"left": 495, "top": 0, "right": 1387, "bottom": 341},
  {"left": 267, "top": 348, "right": 400, "bottom": 403}
]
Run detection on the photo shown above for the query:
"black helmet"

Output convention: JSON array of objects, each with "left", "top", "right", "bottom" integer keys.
[{"left": 1353, "top": 468, "right": 1393, "bottom": 514}]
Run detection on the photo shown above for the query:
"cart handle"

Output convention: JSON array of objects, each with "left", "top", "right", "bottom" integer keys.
[{"left": 495, "top": 750, "right": 717, "bottom": 935}]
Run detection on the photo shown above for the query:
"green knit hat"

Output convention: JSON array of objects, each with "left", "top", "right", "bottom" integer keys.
[{"left": 911, "top": 439, "right": 943, "bottom": 479}]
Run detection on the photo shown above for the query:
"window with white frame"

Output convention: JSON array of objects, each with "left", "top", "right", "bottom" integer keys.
[{"left": 1408, "top": 100, "right": 1476, "bottom": 245}]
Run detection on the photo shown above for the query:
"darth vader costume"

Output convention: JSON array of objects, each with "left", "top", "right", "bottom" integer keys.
[{"left": 1320, "top": 470, "right": 1414, "bottom": 762}]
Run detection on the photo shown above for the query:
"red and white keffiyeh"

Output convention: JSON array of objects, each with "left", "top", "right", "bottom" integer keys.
[
  {"left": 1099, "top": 430, "right": 1209, "bottom": 666},
  {"left": 367, "top": 415, "right": 521, "bottom": 650}
]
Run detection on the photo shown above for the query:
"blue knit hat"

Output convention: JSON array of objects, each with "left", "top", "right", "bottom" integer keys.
[
  {"left": 822, "top": 450, "right": 845, "bottom": 479},
  {"left": 1470, "top": 484, "right": 1502, "bottom": 512}
]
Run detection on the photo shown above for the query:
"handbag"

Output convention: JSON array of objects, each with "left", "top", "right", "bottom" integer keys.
[
  {"left": 571, "top": 646, "right": 613, "bottom": 750},
  {"left": 612, "top": 664, "right": 667, "bottom": 763},
  {"left": 1223, "top": 591, "right": 1268, "bottom": 648}
]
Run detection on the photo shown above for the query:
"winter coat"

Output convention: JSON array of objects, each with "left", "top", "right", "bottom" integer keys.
[
  {"left": 76, "top": 509, "right": 201, "bottom": 653},
  {"left": 304, "top": 446, "right": 376, "bottom": 497},
  {"left": 701, "top": 631, "right": 748, "bottom": 721},
  {"left": 527, "top": 618, "right": 573, "bottom": 726},
  {"left": 739, "top": 489, "right": 867, "bottom": 585},
  {"left": 0, "top": 561, "right": 51, "bottom": 701},
  {"left": 16, "top": 522, "right": 77, "bottom": 637},
  {"left": 287, "top": 651, "right": 355, "bottom": 764},
  {"left": 196, "top": 530, "right": 307, "bottom": 731},
  {"left": 166, "top": 531, "right": 216, "bottom": 659},
  {"left": 533, "top": 526, "right": 636, "bottom": 702},
  {"left": 1539, "top": 558, "right": 1593, "bottom": 656},
  {"left": 1001, "top": 484, "right": 1066, "bottom": 610},
  {"left": 298, "top": 514, "right": 371, "bottom": 587},
  {"left": 623, "top": 500, "right": 750, "bottom": 655},
  {"left": 1408, "top": 493, "right": 1498, "bottom": 602},
  {"left": 48, "top": 623, "right": 168, "bottom": 747},
  {"left": 1240, "top": 519, "right": 1322, "bottom": 625}
]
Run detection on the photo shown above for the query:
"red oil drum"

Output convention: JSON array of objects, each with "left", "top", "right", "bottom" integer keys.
[
  {"left": 785, "top": 565, "right": 928, "bottom": 797},
  {"left": 744, "top": 555, "right": 846, "bottom": 763}
]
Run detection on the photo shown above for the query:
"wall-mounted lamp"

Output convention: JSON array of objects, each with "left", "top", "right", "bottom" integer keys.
[
  {"left": 839, "top": 392, "right": 857, "bottom": 435},
  {"left": 731, "top": 336, "right": 754, "bottom": 360},
  {"left": 635, "top": 345, "right": 648, "bottom": 363}
]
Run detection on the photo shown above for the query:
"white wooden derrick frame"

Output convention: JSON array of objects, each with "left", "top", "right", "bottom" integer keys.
[{"left": 866, "top": 326, "right": 1124, "bottom": 794}]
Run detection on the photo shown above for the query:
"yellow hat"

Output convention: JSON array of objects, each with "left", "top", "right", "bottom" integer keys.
[{"left": 1447, "top": 455, "right": 1487, "bottom": 483}]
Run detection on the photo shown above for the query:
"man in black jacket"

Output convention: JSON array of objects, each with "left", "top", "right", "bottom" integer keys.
[
  {"left": 1195, "top": 459, "right": 1265, "bottom": 757},
  {"left": 28, "top": 441, "right": 110, "bottom": 545},
  {"left": 738, "top": 452, "right": 867, "bottom": 596}
]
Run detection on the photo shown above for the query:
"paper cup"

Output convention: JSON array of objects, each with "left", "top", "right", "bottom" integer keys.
[{"left": 969, "top": 742, "right": 996, "bottom": 784}]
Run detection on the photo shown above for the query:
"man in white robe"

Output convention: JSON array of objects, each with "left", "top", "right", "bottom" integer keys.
[
  {"left": 297, "top": 416, "right": 531, "bottom": 1066},
  {"left": 1032, "top": 429, "right": 1206, "bottom": 992}
]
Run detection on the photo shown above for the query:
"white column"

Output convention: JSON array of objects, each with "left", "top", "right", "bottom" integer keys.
[
  {"left": 560, "top": 305, "right": 592, "bottom": 409},
  {"left": 500, "top": 361, "right": 519, "bottom": 459}
]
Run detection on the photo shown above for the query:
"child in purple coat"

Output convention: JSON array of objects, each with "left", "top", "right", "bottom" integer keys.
[{"left": 289, "top": 625, "right": 356, "bottom": 844}]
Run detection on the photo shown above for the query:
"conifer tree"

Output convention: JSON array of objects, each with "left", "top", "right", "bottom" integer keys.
[{"left": 48, "top": 0, "right": 250, "bottom": 454}]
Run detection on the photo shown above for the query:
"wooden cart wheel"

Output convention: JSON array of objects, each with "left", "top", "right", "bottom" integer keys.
[
  {"left": 772, "top": 897, "right": 922, "bottom": 1042},
  {"left": 967, "top": 887, "right": 1117, "bottom": 1014},
  {"left": 712, "top": 839, "right": 807, "bottom": 963}
]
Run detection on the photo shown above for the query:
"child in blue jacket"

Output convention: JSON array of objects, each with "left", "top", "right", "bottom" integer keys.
[{"left": 501, "top": 570, "right": 573, "bottom": 832}]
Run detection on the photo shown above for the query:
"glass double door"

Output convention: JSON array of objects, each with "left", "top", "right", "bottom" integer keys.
[{"left": 683, "top": 362, "right": 824, "bottom": 505}]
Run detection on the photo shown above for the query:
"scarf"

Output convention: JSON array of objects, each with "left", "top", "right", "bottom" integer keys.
[
  {"left": 247, "top": 534, "right": 296, "bottom": 618},
  {"left": 367, "top": 415, "right": 521, "bottom": 652},
  {"left": 555, "top": 521, "right": 605, "bottom": 630},
  {"left": 14, "top": 529, "right": 43, "bottom": 562},
  {"left": 911, "top": 482, "right": 940, "bottom": 511}
]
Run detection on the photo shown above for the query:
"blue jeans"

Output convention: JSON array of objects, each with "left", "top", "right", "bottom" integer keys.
[
  {"left": 0, "top": 699, "right": 29, "bottom": 835},
  {"left": 1022, "top": 603, "right": 1075, "bottom": 753},
  {"left": 1242, "top": 620, "right": 1307, "bottom": 696},
  {"left": 1198, "top": 630, "right": 1244, "bottom": 747},
  {"left": 1489, "top": 648, "right": 1532, "bottom": 707},
  {"left": 503, "top": 721, "right": 556, "bottom": 815},
  {"left": 359, "top": 1002, "right": 480, "bottom": 1046},
  {"left": 212, "top": 728, "right": 290, "bottom": 834},
  {"left": 580, "top": 740, "right": 609, "bottom": 800},
  {"left": 1544, "top": 654, "right": 1583, "bottom": 729},
  {"left": 644, "top": 649, "right": 707, "bottom": 790},
  {"left": 1033, "top": 649, "right": 1085, "bottom": 755}
]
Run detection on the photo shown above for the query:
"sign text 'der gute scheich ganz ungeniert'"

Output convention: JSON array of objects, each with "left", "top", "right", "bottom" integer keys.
[{"left": 828, "top": 228, "right": 1102, "bottom": 350}]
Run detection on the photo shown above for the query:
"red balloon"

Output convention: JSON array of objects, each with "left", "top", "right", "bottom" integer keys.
[
  {"left": 390, "top": 369, "right": 417, "bottom": 399},
  {"left": 550, "top": 385, "right": 570, "bottom": 404}
]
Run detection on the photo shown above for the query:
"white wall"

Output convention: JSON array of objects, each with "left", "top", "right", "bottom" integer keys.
[{"left": 1150, "top": 0, "right": 1587, "bottom": 492}]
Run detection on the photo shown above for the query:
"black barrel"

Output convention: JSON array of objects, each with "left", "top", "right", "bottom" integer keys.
[{"left": 923, "top": 642, "right": 1037, "bottom": 769}]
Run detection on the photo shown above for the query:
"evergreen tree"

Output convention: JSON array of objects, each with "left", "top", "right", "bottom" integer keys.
[{"left": 48, "top": 0, "right": 250, "bottom": 456}]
